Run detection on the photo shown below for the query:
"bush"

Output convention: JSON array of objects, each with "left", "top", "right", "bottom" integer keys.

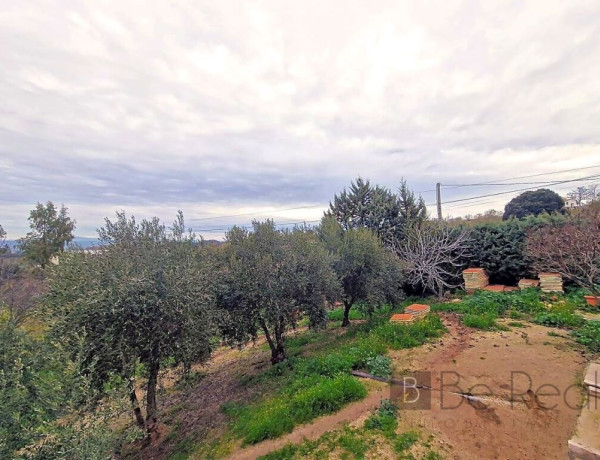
[
  {"left": 571, "top": 321, "right": 600, "bottom": 352},
  {"left": 534, "top": 302, "right": 585, "bottom": 329},
  {"left": 364, "top": 399, "right": 398, "bottom": 436},
  {"left": 394, "top": 431, "right": 419, "bottom": 453},
  {"left": 365, "top": 355, "right": 392, "bottom": 378}
]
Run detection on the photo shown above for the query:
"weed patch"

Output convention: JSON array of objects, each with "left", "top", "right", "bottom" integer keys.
[{"left": 571, "top": 321, "right": 600, "bottom": 352}]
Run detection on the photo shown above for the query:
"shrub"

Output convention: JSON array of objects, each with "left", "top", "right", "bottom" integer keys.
[
  {"left": 534, "top": 303, "right": 585, "bottom": 329},
  {"left": 364, "top": 399, "right": 398, "bottom": 436},
  {"left": 572, "top": 321, "right": 600, "bottom": 352},
  {"left": 394, "top": 431, "right": 419, "bottom": 453},
  {"left": 365, "top": 355, "right": 392, "bottom": 378}
]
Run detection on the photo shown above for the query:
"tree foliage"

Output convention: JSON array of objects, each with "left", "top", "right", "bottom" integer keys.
[
  {"left": 46, "top": 211, "right": 216, "bottom": 430},
  {"left": 460, "top": 213, "right": 566, "bottom": 285},
  {"left": 18, "top": 202, "right": 76, "bottom": 268},
  {"left": 526, "top": 205, "right": 600, "bottom": 295},
  {"left": 502, "top": 189, "right": 564, "bottom": 220},
  {"left": 218, "top": 221, "right": 338, "bottom": 363},
  {"left": 318, "top": 216, "right": 403, "bottom": 326},
  {"left": 328, "top": 177, "right": 426, "bottom": 244}
]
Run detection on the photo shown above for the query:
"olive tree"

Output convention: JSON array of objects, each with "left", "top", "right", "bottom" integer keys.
[
  {"left": 18, "top": 202, "right": 76, "bottom": 268},
  {"left": 218, "top": 221, "right": 338, "bottom": 364},
  {"left": 318, "top": 216, "right": 404, "bottom": 327},
  {"left": 46, "top": 211, "right": 216, "bottom": 431}
]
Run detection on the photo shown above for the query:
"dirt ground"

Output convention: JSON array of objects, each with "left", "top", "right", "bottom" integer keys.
[
  {"left": 389, "top": 314, "right": 589, "bottom": 460},
  {"left": 134, "top": 315, "right": 590, "bottom": 460}
]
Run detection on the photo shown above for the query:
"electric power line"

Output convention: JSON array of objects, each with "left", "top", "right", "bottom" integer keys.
[
  {"left": 442, "top": 164, "right": 600, "bottom": 188},
  {"left": 441, "top": 173, "right": 600, "bottom": 205},
  {"left": 190, "top": 204, "right": 326, "bottom": 221}
]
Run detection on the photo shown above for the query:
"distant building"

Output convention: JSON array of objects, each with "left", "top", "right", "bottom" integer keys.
[{"left": 563, "top": 197, "right": 579, "bottom": 208}]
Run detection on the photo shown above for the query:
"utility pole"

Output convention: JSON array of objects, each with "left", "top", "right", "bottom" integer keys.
[{"left": 436, "top": 182, "right": 442, "bottom": 220}]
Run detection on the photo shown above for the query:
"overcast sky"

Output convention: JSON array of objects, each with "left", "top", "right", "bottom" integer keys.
[{"left": 1, "top": 1, "right": 599, "bottom": 239}]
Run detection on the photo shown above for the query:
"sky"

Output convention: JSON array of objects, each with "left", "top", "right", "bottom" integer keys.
[{"left": 1, "top": 0, "right": 600, "bottom": 240}]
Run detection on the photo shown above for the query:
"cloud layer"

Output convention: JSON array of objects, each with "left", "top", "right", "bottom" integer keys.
[{"left": 1, "top": 0, "right": 599, "bottom": 238}]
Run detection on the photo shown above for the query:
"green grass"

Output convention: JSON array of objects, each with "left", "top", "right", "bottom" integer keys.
[
  {"left": 258, "top": 399, "right": 436, "bottom": 460},
  {"left": 225, "top": 315, "right": 445, "bottom": 446},
  {"left": 435, "top": 289, "right": 591, "bottom": 334},
  {"left": 228, "top": 374, "right": 367, "bottom": 445},
  {"left": 369, "top": 315, "right": 446, "bottom": 349},
  {"left": 462, "top": 312, "right": 498, "bottom": 330}
]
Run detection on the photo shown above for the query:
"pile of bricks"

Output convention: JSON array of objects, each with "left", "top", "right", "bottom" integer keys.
[
  {"left": 539, "top": 273, "right": 563, "bottom": 293},
  {"left": 518, "top": 278, "right": 540, "bottom": 290},
  {"left": 463, "top": 268, "right": 489, "bottom": 292},
  {"left": 390, "top": 304, "right": 432, "bottom": 324},
  {"left": 404, "top": 304, "right": 431, "bottom": 319},
  {"left": 390, "top": 313, "right": 415, "bottom": 324}
]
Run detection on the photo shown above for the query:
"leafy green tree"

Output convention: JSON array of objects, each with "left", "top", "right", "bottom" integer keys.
[
  {"left": 503, "top": 189, "right": 564, "bottom": 220},
  {"left": 328, "top": 177, "right": 401, "bottom": 243},
  {"left": 397, "top": 179, "right": 428, "bottom": 225},
  {"left": 218, "top": 221, "right": 338, "bottom": 363},
  {"left": 329, "top": 178, "right": 427, "bottom": 244},
  {"left": 46, "top": 211, "right": 216, "bottom": 431},
  {"left": 318, "top": 216, "right": 404, "bottom": 326},
  {"left": 18, "top": 202, "right": 76, "bottom": 268}
]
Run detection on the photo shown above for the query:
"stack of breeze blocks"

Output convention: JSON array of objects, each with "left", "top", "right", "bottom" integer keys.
[
  {"left": 390, "top": 304, "right": 431, "bottom": 324},
  {"left": 539, "top": 272, "right": 564, "bottom": 293},
  {"left": 462, "top": 268, "right": 489, "bottom": 293}
]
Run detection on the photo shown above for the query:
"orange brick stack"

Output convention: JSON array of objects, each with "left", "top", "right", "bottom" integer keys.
[
  {"left": 484, "top": 285, "right": 505, "bottom": 292},
  {"left": 390, "top": 313, "right": 415, "bottom": 324},
  {"left": 404, "top": 304, "right": 431, "bottom": 319},
  {"left": 463, "top": 268, "right": 489, "bottom": 292},
  {"left": 539, "top": 273, "right": 563, "bottom": 293}
]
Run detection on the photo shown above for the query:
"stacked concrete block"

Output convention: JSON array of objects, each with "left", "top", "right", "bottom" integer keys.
[
  {"left": 463, "top": 268, "right": 489, "bottom": 292},
  {"left": 539, "top": 273, "right": 564, "bottom": 293}
]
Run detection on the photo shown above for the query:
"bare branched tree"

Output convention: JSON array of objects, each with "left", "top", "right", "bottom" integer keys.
[
  {"left": 392, "top": 222, "right": 472, "bottom": 297},
  {"left": 525, "top": 205, "right": 600, "bottom": 295}
]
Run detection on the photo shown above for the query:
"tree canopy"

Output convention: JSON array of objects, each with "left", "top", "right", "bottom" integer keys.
[
  {"left": 328, "top": 177, "right": 426, "bottom": 244},
  {"left": 502, "top": 189, "right": 564, "bottom": 220},
  {"left": 318, "top": 216, "right": 404, "bottom": 326},
  {"left": 46, "top": 211, "right": 216, "bottom": 430},
  {"left": 218, "top": 221, "right": 338, "bottom": 363},
  {"left": 18, "top": 202, "right": 76, "bottom": 268}
]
